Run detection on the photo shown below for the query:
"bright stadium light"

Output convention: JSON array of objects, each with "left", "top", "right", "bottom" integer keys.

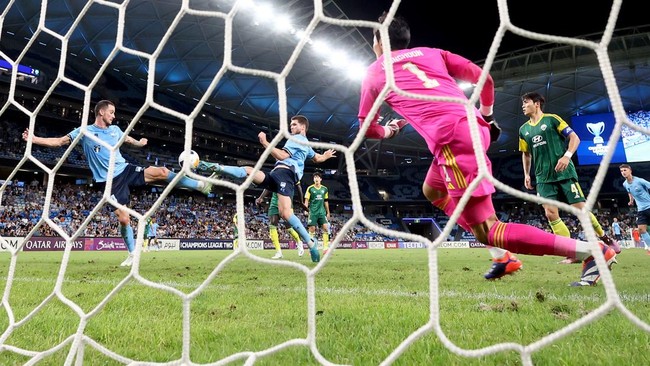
[
  {"left": 311, "top": 39, "right": 332, "bottom": 56},
  {"left": 345, "top": 61, "right": 367, "bottom": 80},
  {"left": 272, "top": 15, "right": 293, "bottom": 33},
  {"left": 241, "top": 0, "right": 371, "bottom": 80}
]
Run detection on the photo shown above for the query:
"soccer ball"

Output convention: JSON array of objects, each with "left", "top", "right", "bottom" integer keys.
[{"left": 178, "top": 150, "right": 200, "bottom": 169}]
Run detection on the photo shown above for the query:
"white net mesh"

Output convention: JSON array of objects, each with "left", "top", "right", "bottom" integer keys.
[{"left": 0, "top": 0, "right": 649, "bottom": 365}]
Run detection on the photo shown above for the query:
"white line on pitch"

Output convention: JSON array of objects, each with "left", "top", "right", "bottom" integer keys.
[{"left": 4, "top": 276, "right": 649, "bottom": 303}]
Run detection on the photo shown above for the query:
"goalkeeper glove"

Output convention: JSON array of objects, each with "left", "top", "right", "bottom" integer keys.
[
  {"left": 385, "top": 118, "right": 408, "bottom": 139},
  {"left": 482, "top": 114, "right": 501, "bottom": 143}
]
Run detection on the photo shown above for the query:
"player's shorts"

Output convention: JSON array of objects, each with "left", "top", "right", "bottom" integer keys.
[
  {"left": 423, "top": 117, "right": 495, "bottom": 226},
  {"left": 260, "top": 166, "right": 296, "bottom": 198},
  {"left": 110, "top": 164, "right": 146, "bottom": 205},
  {"left": 424, "top": 115, "right": 494, "bottom": 200},
  {"left": 307, "top": 214, "right": 328, "bottom": 227},
  {"left": 536, "top": 178, "right": 585, "bottom": 205},
  {"left": 637, "top": 208, "right": 650, "bottom": 226}
]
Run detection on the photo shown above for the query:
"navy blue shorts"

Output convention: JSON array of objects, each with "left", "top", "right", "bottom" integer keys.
[
  {"left": 110, "top": 164, "right": 146, "bottom": 205},
  {"left": 637, "top": 208, "right": 650, "bottom": 226},
  {"left": 259, "top": 167, "right": 296, "bottom": 198}
]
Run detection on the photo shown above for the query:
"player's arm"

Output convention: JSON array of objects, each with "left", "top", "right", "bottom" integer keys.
[
  {"left": 312, "top": 149, "right": 336, "bottom": 163},
  {"left": 628, "top": 192, "right": 635, "bottom": 206},
  {"left": 256, "top": 189, "right": 270, "bottom": 206},
  {"left": 444, "top": 51, "right": 495, "bottom": 119},
  {"left": 257, "top": 132, "right": 290, "bottom": 160},
  {"left": 125, "top": 135, "right": 147, "bottom": 147},
  {"left": 22, "top": 129, "right": 71, "bottom": 147},
  {"left": 303, "top": 187, "right": 311, "bottom": 210},
  {"left": 555, "top": 119, "right": 579, "bottom": 172},
  {"left": 294, "top": 182, "right": 308, "bottom": 211},
  {"left": 520, "top": 137, "right": 534, "bottom": 191},
  {"left": 357, "top": 76, "right": 398, "bottom": 139},
  {"left": 324, "top": 199, "right": 330, "bottom": 218}
]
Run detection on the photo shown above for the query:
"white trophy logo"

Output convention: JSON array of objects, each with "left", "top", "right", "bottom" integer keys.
[{"left": 586, "top": 121, "right": 605, "bottom": 144}]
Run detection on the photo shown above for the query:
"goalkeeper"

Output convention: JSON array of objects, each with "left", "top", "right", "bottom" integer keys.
[{"left": 357, "top": 12, "right": 616, "bottom": 286}]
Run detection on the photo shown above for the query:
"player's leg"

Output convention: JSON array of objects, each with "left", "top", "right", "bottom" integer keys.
[
  {"left": 283, "top": 223, "right": 304, "bottom": 256},
  {"left": 306, "top": 214, "right": 317, "bottom": 249},
  {"left": 536, "top": 182, "right": 577, "bottom": 263},
  {"left": 320, "top": 220, "right": 330, "bottom": 254},
  {"left": 269, "top": 214, "right": 283, "bottom": 259},
  {"left": 567, "top": 181, "right": 621, "bottom": 253},
  {"left": 637, "top": 209, "right": 650, "bottom": 252},
  {"left": 267, "top": 194, "right": 284, "bottom": 259},
  {"left": 272, "top": 170, "right": 319, "bottom": 262},
  {"left": 541, "top": 201, "right": 578, "bottom": 264},
  {"left": 196, "top": 161, "right": 267, "bottom": 186},
  {"left": 111, "top": 166, "right": 141, "bottom": 267},
  {"left": 422, "top": 158, "right": 520, "bottom": 278},
  {"left": 144, "top": 166, "right": 214, "bottom": 195},
  {"left": 151, "top": 237, "right": 159, "bottom": 251},
  {"left": 115, "top": 207, "right": 135, "bottom": 267},
  {"left": 143, "top": 237, "right": 149, "bottom": 252}
]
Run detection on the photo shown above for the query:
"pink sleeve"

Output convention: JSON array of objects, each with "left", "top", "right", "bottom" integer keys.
[
  {"left": 443, "top": 51, "right": 494, "bottom": 109},
  {"left": 358, "top": 69, "right": 386, "bottom": 139}
]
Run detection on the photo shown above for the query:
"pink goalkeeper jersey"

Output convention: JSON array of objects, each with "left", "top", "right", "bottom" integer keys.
[{"left": 359, "top": 47, "right": 494, "bottom": 147}]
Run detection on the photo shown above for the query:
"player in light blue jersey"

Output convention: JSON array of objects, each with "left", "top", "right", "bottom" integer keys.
[
  {"left": 144, "top": 217, "right": 160, "bottom": 252},
  {"left": 198, "top": 115, "right": 336, "bottom": 263},
  {"left": 23, "top": 100, "right": 214, "bottom": 266},
  {"left": 620, "top": 164, "right": 650, "bottom": 253}
]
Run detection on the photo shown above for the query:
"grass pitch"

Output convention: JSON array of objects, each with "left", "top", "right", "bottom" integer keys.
[{"left": 0, "top": 248, "right": 648, "bottom": 365}]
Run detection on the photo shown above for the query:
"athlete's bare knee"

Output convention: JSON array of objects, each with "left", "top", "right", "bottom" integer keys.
[{"left": 422, "top": 183, "right": 445, "bottom": 202}]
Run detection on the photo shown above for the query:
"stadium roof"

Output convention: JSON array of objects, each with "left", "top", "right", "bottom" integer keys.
[{"left": 2, "top": 0, "right": 650, "bottom": 172}]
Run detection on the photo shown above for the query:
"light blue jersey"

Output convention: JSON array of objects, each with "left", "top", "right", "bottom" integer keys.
[
  {"left": 150, "top": 222, "right": 159, "bottom": 237},
  {"left": 277, "top": 134, "right": 315, "bottom": 181},
  {"left": 623, "top": 176, "right": 650, "bottom": 211},
  {"left": 68, "top": 125, "right": 128, "bottom": 182}
]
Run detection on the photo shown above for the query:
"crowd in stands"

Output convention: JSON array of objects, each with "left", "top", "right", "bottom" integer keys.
[
  {"left": 0, "top": 182, "right": 402, "bottom": 241},
  {"left": 0, "top": 182, "right": 635, "bottom": 242},
  {"left": 622, "top": 110, "right": 650, "bottom": 148}
]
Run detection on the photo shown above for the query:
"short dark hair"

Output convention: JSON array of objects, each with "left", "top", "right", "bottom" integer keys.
[
  {"left": 522, "top": 92, "right": 545, "bottom": 109},
  {"left": 94, "top": 100, "right": 114, "bottom": 116},
  {"left": 313, "top": 171, "right": 322, "bottom": 179},
  {"left": 291, "top": 115, "right": 309, "bottom": 131},
  {"left": 375, "top": 11, "right": 411, "bottom": 50},
  {"left": 619, "top": 164, "right": 632, "bottom": 170}
]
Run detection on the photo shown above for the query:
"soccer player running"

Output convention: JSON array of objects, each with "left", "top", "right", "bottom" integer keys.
[
  {"left": 145, "top": 216, "right": 160, "bottom": 251},
  {"left": 620, "top": 163, "right": 650, "bottom": 254},
  {"left": 520, "top": 92, "right": 620, "bottom": 265},
  {"left": 357, "top": 12, "right": 616, "bottom": 286},
  {"left": 611, "top": 218, "right": 623, "bottom": 242},
  {"left": 22, "top": 99, "right": 215, "bottom": 267},
  {"left": 304, "top": 171, "right": 332, "bottom": 254},
  {"left": 256, "top": 184, "right": 306, "bottom": 259},
  {"left": 198, "top": 115, "right": 336, "bottom": 262}
]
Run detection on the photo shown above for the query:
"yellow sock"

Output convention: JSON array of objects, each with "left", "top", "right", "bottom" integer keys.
[
  {"left": 549, "top": 218, "right": 570, "bottom": 237},
  {"left": 270, "top": 225, "right": 281, "bottom": 252},
  {"left": 143, "top": 239, "right": 149, "bottom": 251},
  {"left": 233, "top": 238, "right": 238, "bottom": 249},
  {"left": 323, "top": 232, "right": 329, "bottom": 250},
  {"left": 589, "top": 212, "right": 605, "bottom": 237},
  {"left": 288, "top": 227, "right": 301, "bottom": 243}
]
